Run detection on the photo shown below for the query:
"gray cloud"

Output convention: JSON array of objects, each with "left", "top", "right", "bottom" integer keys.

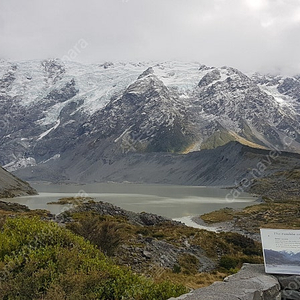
[{"left": 1, "top": 0, "right": 300, "bottom": 74}]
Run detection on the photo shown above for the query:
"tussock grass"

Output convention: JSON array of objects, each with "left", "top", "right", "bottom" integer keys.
[
  {"left": 156, "top": 270, "right": 228, "bottom": 290},
  {"left": 201, "top": 208, "right": 235, "bottom": 223}
]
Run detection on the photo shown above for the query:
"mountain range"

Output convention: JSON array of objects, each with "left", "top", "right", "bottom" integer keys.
[
  {"left": 1, "top": 59, "right": 300, "bottom": 183},
  {"left": 264, "top": 249, "right": 300, "bottom": 266}
]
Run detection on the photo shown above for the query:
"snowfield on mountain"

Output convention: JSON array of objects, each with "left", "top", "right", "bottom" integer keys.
[{"left": 1, "top": 59, "right": 300, "bottom": 182}]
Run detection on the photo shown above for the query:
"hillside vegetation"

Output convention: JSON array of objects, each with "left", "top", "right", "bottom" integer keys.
[
  {"left": 0, "top": 201, "right": 264, "bottom": 298},
  {"left": 0, "top": 215, "right": 186, "bottom": 300}
]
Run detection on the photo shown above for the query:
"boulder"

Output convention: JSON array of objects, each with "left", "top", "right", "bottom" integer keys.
[{"left": 169, "top": 264, "right": 281, "bottom": 300}]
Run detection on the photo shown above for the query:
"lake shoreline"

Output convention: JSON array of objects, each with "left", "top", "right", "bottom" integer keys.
[{"left": 173, "top": 215, "right": 260, "bottom": 240}]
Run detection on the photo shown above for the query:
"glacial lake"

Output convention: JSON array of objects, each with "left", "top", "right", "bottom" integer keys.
[{"left": 1, "top": 182, "right": 257, "bottom": 219}]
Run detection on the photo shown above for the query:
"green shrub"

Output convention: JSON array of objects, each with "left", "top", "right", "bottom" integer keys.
[
  {"left": 224, "top": 233, "right": 254, "bottom": 248},
  {"left": 172, "top": 264, "right": 181, "bottom": 274},
  {"left": 0, "top": 217, "right": 187, "bottom": 300},
  {"left": 66, "top": 214, "right": 124, "bottom": 256},
  {"left": 223, "top": 232, "right": 262, "bottom": 256},
  {"left": 0, "top": 217, "right": 5, "bottom": 230},
  {"left": 219, "top": 255, "right": 239, "bottom": 270}
]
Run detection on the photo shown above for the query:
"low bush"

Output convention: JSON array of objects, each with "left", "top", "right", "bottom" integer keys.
[
  {"left": 219, "top": 255, "right": 240, "bottom": 270},
  {"left": 0, "top": 217, "right": 187, "bottom": 300},
  {"left": 67, "top": 214, "right": 124, "bottom": 256}
]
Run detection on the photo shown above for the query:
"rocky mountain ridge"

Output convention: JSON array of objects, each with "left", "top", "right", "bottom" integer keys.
[
  {"left": 1, "top": 59, "right": 300, "bottom": 183},
  {"left": 0, "top": 165, "right": 37, "bottom": 198}
]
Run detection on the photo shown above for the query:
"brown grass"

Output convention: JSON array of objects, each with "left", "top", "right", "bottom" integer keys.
[
  {"left": 201, "top": 202, "right": 300, "bottom": 235},
  {"left": 155, "top": 269, "right": 228, "bottom": 290},
  {"left": 201, "top": 208, "right": 235, "bottom": 224}
]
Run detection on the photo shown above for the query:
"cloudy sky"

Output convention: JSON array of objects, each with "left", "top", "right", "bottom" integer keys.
[{"left": 1, "top": 0, "right": 300, "bottom": 74}]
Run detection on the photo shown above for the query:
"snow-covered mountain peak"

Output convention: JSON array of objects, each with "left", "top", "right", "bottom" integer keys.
[
  {"left": 1, "top": 59, "right": 300, "bottom": 174},
  {"left": 126, "top": 72, "right": 167, "bottom": 97}
]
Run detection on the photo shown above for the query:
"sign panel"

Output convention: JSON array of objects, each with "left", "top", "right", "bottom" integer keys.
[{"left": 260, "top": 228, "right": 300, "bottom": 275}]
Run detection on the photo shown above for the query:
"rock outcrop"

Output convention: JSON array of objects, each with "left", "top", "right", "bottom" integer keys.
[
  {"left": 277, "top": 275, "right": 300, "bottom": 300},
  {"left": 56, "top": 200, "right": 183, "bottom": 227},
  {"left": 170, "top": 264, "right": 300, "bottom": 300},
  {"left": 170, "top": 264, "right": 281, "bottom": 300}
]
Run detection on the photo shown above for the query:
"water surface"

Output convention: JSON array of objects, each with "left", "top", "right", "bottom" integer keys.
[{"left": 2, "top": 182, "right": 257, "bottom": 219}]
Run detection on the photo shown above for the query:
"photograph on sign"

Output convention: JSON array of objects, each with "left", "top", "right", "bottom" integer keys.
[{"left": 260, "top": 229, "right": 300, "bottom": 275}]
